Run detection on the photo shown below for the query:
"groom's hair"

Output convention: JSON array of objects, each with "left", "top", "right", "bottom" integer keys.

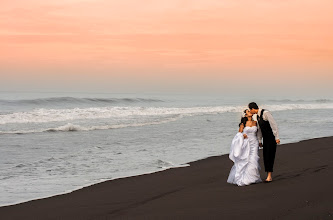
[{"left": 248, "top": 102, "right": 259, "bottom": 110}]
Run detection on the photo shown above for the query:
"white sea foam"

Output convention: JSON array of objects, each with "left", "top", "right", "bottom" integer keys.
[
  {"left": 0, "top": 116, "right": 183, "bottom": 134},
  {"left": 0, "top": 103, "right": 332, "bottom": 126},
  {"left": 0, "top": 106, "right": 235, "bottom": 125}
]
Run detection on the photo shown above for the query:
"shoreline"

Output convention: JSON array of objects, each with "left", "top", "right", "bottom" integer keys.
[
  {"left": 0, "top": 136, "right": 332, "bottom": 219},
  {"left": 1, "top": 136, "right": 321, "bottom": 208},
  {"left": 0, "top": 162, "right": 191, "bottom": 208}
]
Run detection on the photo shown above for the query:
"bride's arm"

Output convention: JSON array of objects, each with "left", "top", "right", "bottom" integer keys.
[
  {"left": 238, "top": 124, "right": 248, "bottom": 138},
  {"left": 239, "top": 123, "right": 244, "bottom": 133}
]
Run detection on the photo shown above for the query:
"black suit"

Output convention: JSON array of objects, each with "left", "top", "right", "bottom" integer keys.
[{"left": 257, "top": 109, "right": 277, "bottom": 172}]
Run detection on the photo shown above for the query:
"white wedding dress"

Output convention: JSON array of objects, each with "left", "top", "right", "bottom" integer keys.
[{"left": 227, "top": 126, "right": 262, "bottom": 186}]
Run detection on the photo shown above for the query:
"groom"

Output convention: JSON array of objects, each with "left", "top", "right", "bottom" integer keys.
[{"left": 248, "top": 102, "right": 280, "bottom": 183}]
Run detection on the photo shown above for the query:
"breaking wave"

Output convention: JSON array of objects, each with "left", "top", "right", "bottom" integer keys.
[
  {"left": 0, "top": 103, "right": 332, "bottom": 125},
  {"left": 0, "top": 116, "right": 182, "bottom": 135}
]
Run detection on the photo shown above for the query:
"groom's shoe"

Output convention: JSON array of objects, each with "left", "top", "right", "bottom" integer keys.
[{"left": 264, "top": 179, "right": 272, "bottom": 183}]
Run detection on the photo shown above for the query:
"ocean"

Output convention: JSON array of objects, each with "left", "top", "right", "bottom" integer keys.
[{"left": 0, "top": 91, "right": 332, "bottom": 206}]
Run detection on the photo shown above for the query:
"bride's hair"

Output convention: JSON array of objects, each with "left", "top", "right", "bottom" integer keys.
[{"left": 239, "top": 109, "right": 249, "bottom": 127}]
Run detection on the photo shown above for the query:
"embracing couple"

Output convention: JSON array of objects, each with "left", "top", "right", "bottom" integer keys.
[{"left": 227, "top": 102, "right": 280, "bottom": 186}]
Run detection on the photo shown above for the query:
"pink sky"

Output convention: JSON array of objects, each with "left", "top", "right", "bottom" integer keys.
[{"left": 0, "top": 0, "right": 332, "bottom": 94}]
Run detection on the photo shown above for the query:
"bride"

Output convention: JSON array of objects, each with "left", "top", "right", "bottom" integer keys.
[{"left": 227, "top": 109, "right": 262, "bottom": 186}]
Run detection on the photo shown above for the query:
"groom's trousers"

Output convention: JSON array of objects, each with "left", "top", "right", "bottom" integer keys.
[
  {"left": 263, "top": 138, "right": 277, "bottom": 172},
  {"left": 258, "top": 109, "right": 278, "bottom": 173}
]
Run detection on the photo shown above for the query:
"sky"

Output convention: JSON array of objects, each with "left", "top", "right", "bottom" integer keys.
[{"left": 0, "top": 0, "right": 332, "bottom": 95}]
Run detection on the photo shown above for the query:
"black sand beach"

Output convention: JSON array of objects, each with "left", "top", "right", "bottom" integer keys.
[{"left": 0, "top": 136, "right": 332, "bottom": 219}]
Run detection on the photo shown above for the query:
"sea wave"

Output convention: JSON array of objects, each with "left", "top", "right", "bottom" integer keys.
[
  {"left": 0, "top": 106, "right": 237, "bottom": 125},
  {"left": 0, "top": 116, "right": 183, "bottom": 134},
  {"left": 0, "top": 97, "right": 164, "bottom": 106},
  {"left": 268, "top": 99, "right": 332, "bottom": 103},
  {"left": 0, "top": 103, "right": 332, "bottom": 125}
]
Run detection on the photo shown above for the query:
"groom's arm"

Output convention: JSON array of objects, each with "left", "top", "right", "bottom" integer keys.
[{"left": 264, "top": 111, "right": 280, "bottom": 141}]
